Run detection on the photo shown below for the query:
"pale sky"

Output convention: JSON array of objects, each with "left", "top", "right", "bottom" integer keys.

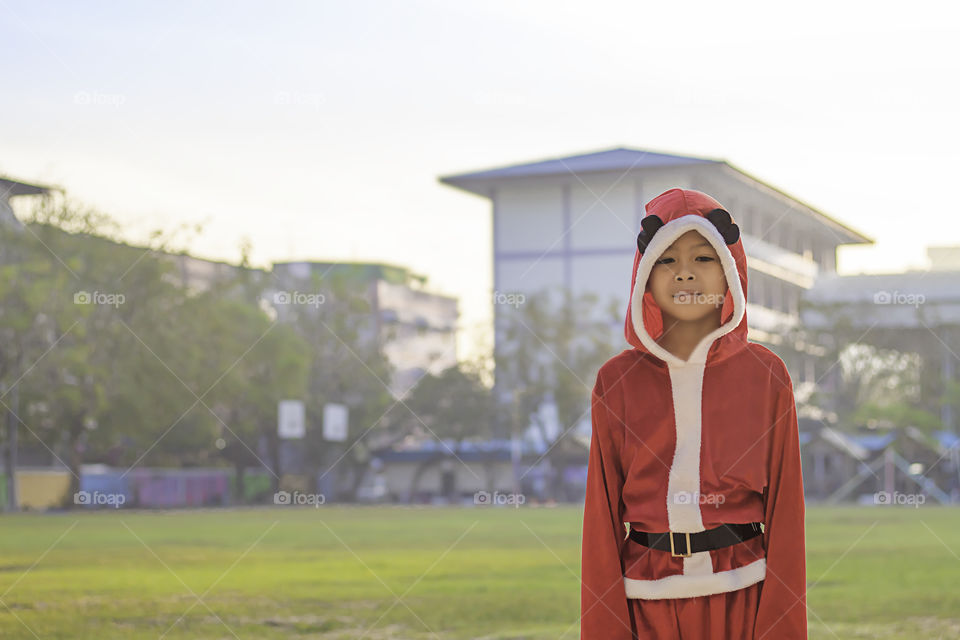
[{"left": 3, "top": 0, "right": 958, "bottom": 363}]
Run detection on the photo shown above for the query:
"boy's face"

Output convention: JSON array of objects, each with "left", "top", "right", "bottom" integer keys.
[{"left": 647, "top": 229, "right": 729, "bottom": 323}]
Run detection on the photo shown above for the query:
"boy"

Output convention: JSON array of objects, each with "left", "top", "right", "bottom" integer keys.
[{"left": 580, "top": 188, "right": 807, "bottom": 639}]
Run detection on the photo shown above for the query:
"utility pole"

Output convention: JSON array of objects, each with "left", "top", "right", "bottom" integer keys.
[{"left": 3, "top": 380, "right": 19, "bottom": 511}]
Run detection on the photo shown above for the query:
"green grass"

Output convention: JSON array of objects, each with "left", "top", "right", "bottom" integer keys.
[{"left": 0, "top": 505, "right": 958, "bottom": 638}]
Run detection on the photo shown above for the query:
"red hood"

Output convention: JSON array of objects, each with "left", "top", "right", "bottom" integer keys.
[{"left": 624, "top": 188, "right": 749, "bottom": 367}]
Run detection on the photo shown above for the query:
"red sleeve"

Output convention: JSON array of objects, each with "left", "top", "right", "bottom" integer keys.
[
  {"left": 580, "top": 372, "right": 634, "bottom": 640},
  {"left": 754, "top": 369, "right": 808, "bottom": 639}
]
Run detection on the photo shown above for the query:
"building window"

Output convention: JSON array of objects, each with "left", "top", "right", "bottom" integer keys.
[
  {"left": 750, "top": 209, "right": 763, "bottom": 238},
  {"left": 753, "top": 272, "right": 765, "bottom": 308}
]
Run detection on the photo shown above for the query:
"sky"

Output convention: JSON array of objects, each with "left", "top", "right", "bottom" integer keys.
[{"left": 2, "top": 0, "right": 958, "bottom": 363}]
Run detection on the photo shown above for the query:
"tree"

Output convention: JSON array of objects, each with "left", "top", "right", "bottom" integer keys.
[
  {"left": 2, "top": 197, "right": 201, "bottom": 505},
  {"left": 201, "top": 259, "right": 310, "bottom": 504},
  {"left": 384, "top": 358, "right": 501, "bottom": 501},
  {"left": 493, "top": 286, "right": 620, "bottom": 500}
]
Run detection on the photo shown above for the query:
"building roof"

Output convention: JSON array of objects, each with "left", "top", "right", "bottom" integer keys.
[
  {"left": 372, "top": 437, "right": 553, "bottom": 463},
  {"left": 812, "top": 427, "right": 897, "bottom": 460},
  {"left": 803, "top": 270, "right": 960, "bottom": 327},
  {"left": 439, "top": 146, "right": 716, "bottom": 188},
  {"left": 807, "top": 426, "right": 960, "bottom": 459},
  {"left": 934, "top": 429, "right": 960, "bottom": 450},
  {"left": 718, "top": 161, "right": 872, "bottom": 245},
  {"left": 273, "top": 261, "right": 428, "bottom": 287},
  {"left": 439, "top": 146, "right": 872, "bottom": 245},
  {"left": 0, "top": 176, "right": 53, "bottom": 199}
]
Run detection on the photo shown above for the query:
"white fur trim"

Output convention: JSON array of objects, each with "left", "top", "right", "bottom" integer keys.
[
  {"left": 683, "top": 550, "right": 715, "bottom": 575},
  {"left": 630, "top": 214, "right": 746, "bottom": 367},
  {"left": 666, "top": 363, "right": 706, "bottom": 533},
  {"left": 623, "top": 558, "right": 766, "bottom": 600}
]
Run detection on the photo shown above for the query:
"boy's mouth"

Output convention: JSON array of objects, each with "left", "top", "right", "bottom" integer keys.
[{"left": 673, "top": 290, "right": 701, "bottom": 302}]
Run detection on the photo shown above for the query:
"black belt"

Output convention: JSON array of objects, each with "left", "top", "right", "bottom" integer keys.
[{"left": 628, "top": 522, "right": 763, "bottom": 558}]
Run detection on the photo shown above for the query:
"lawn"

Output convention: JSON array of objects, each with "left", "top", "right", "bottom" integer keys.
[{"left": 0, "top": 505, "right": 958, "bottom": 638}]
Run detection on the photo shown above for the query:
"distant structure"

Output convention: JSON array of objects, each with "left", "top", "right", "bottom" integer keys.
[
  {"left": 0, "top": 177, "right": 460, "bottom": 402},
  {"left": 927, "top": 246, "right": 960, "bottom": 271},
  {"left": 140, "top": 256, "right": 461, "bottom": 398},
  {"left": 165, "top": 253, "right": 264, "bottom": 294},
  {"left": 804, "top": 266, "right": 960, "bottom": 431},
  {"left": 0, "top": 175, "right": 53, "bottom": 228},
  {"left": 272, "top": 261, "right": 459, "bottom": 397}
]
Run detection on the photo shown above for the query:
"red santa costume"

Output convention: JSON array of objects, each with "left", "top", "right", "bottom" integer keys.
[{"left": 580, "top": 188, "right": 807, "bottom": 639}]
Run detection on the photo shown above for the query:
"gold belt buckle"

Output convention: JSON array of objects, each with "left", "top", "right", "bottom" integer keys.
[{"left": 670, "top": 531, "right": 692, "bottom": 558}]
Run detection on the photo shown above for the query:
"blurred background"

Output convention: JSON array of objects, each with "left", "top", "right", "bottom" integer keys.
[{"left": 1, "top": 1, "right": 959, "bottom": 638}]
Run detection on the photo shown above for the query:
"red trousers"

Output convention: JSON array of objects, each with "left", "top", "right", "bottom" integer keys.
[{"left": 628, "top": 580, "right": 763, "bottom": 639}]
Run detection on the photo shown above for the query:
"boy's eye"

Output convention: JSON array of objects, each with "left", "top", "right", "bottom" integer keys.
[{"left": 655, "top": 256, "right": 714, "bottom": 265}]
